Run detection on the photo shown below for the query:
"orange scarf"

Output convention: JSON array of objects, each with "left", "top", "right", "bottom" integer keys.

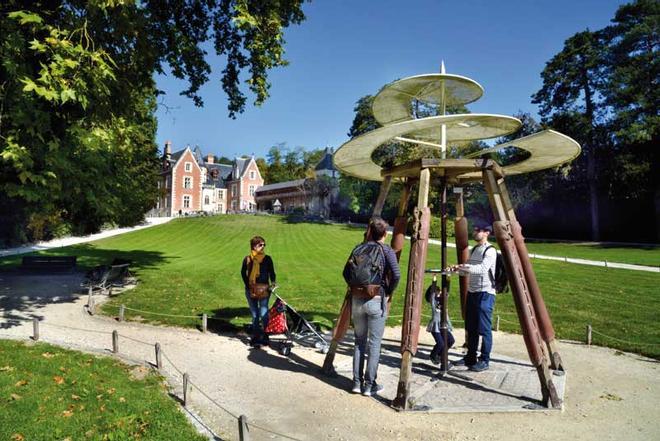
[{"left": 248, "top": 250, "right": 266, "bottom": 285}]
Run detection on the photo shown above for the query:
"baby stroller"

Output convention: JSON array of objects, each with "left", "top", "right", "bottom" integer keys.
[{"left": 264, "top": 288, "right": 329, "bottom": 356}]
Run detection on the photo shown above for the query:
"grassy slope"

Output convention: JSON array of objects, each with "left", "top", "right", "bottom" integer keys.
[
  {"left": 523, "top": 241, "right": 660, "bottom": 267},
  {"left": 1, "top": 215, "right": 658, "bottom": 358},
  {"left": 0, "top": 340, "right": 205, "bottom": 441}
]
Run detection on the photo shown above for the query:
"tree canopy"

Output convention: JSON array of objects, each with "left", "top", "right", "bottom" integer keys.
[{"left": 0, "top": 0, "right": 307, "bottom": 245}]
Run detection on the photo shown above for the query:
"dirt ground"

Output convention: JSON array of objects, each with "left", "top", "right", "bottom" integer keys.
[{"left": 0, "top": 273, "right": 658, "bottom": 441}]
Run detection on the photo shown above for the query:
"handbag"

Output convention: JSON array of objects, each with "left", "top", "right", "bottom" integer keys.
[{"left": 249, "top": 283, "right": 270, "bottom": 300}]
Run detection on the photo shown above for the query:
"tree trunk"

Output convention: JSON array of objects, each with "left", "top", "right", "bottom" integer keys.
[{"left": 581, "top": 66, "right": 600, "bottom": 241}]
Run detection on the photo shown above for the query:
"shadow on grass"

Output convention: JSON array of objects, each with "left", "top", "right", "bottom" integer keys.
[{"left": 0, "top": 248, "right": 171, "bottom": 329}]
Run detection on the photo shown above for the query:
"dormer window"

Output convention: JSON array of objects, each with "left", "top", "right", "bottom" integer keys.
[
  {"left": 250, "top": 170, "right": 256, "bottom": 180},
  {"left": 185, "top": 162, "right": 192, "bottom": 172}
]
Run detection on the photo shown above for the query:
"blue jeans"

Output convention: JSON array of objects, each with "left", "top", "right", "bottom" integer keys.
[
  {"left": 465, "top": 291, "right": 495, "bottom": 364},
  {"left": 351, "top": 296, "right": 388, "bottom": 390},
  {"left": 431, "top": 329, "right": 455, "bottom": 360},
  {"left": 245, "top": 288, "right": 269, "bottom": 334}
]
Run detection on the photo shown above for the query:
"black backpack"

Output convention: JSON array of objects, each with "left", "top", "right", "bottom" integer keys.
[
  {"left": 345, "top": 242, "right": 385, "bottom": 287},
  {"left": 471, "top": 245, "right": 509, "bottom": 294}
]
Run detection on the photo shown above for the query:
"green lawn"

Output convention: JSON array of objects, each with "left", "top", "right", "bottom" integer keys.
[
  {"left": 523, "top": 240, "right": 660, "bottom": 267},
  {"left": 1, "top": 215, "right": 659, "bottom": 358},
  {"left": 0, "top": 340, "right": 205, "bottom": 441}
]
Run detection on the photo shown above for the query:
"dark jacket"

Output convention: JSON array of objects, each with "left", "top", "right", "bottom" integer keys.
[
  {"left": 241, "top": 255, "right": 276, "bottom": 288},
  {"left": 342, "top": 241, "right": 401, "bottom": 296}
]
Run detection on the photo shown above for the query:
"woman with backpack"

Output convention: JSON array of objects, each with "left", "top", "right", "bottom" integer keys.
[
  {"left": 343, "top": 217, "right": 400, "bottom": 396},
  {"left": 241, "top": 235, "right": 277, "bottom": 347}
]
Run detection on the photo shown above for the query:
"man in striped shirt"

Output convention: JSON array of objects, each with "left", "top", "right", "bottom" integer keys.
[{"left": 452, "top": 225, "right": 497, "bottom": 372}]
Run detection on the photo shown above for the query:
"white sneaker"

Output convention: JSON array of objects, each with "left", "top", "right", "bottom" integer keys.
[
  {"left": 362, "top": 383, "right": 384, "bottom": 397},
  {"left": 351, "top": 382, "right": 362, "bottom": 394}
]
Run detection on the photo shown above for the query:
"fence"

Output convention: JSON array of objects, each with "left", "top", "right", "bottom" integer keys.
[
  {"left": 3, "top": 299, "right": 659, "bottom": 440},
  {"left": 7, "top": 312, "right": 304, "bottom": 441}
]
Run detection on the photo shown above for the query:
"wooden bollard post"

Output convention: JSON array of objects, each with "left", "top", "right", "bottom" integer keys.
[
  {"left": 32, "top": 317, "right": 40, "bottom": 341},
  {"left": 155, "top": 343, "right": 162, "bottom": 370},
  {"left": 496, "top": 315, "right": 500, "bottom": 332},
  {"left": 586, "top": 325, "right": 592, "bottom": 346},
  {"left": 87, "top": 287, "right": 94, "bottom": 315},
  {"left": 182, "top": 373, "right": 189, "bottom": 407},
  {"left": 112, "top": 330, "right": 119, "bottom": 353},
  {"left": 119, "top": 304, "right": 125, "bottom": 322},
  {"left": 202, "top": 314, "right": 207, "bottom": 333},
  {"left": 238, "top": 415, "right": 250, "bottom": 441}
]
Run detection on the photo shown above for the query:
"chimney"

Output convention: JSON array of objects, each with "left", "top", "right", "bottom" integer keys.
[
  {"left": 164, "top": 140, "right": 172, "bottom": 159},
  {"left": 206, "top": 154, "right": 214, "bottom": 164}
]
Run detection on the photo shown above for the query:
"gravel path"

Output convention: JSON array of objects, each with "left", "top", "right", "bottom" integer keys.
[{"left": 0, "top": 285, "right": 658, "bottom": 441}]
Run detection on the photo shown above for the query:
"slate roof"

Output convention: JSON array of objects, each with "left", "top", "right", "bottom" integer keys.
[
  {"left": 255, "top": 178, "right": 306, "bottom": 193},
  {"left": 315, "top": 148, "right": 336, "bottom": 171}
]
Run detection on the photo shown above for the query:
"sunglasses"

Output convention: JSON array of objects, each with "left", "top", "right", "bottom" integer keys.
[
  {"left": 473, "top": 228, "right": 490, "bottom": 232},
  {"left": 256, "top": 243, "right": 266, "bottom": 248}
]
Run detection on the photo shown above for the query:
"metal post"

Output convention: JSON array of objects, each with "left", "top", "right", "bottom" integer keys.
[
  {"left": 440, "top": 177, "right": 449, "bottom": 374},
  {"left": 586, "top": 325, "right": 592, "bottom": 346},
  {"left": 112, "top": 330, "right": 119, "bottom": 354},
  {"left": 496, "top": 315, "right": 501, "bottom": 332},
  {"left": 119, "top": 304, "right": 125, "bottom": 322},
  {"left": 238, "top": 415, "right": 250, "bottom": 441},
  {"left": 32, "top": 317, "right": 40, "bottom": 341},
  {"left": 202, "top": 314, "right": 208, "bottom": 333},
  {"left": 183, "top": 373, "right": 189, "bottom": 407},
  {"left": 155, "top": 343, "right": 163, "bottom": 370}
]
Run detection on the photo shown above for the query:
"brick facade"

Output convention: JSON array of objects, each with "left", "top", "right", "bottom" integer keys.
[{"left": 151, "top": 143, "right": 264, "bottom": 217}]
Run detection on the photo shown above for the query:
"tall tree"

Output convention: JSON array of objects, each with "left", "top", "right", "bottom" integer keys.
[
  {"left": 532, "top": 29, "right": 608, "bottom": 240},
  {"left": 0, "top": 1, "right": 308, "bottom": 245}
]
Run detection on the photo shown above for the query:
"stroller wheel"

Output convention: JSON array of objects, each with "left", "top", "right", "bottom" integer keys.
[
  {"left": 321, "top": 345, "right": 329, "bottom": 354},
  {"left": 279, "top": 345, "right": 292, "bottom": 356}
]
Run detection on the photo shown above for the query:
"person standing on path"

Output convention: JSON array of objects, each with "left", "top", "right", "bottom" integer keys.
[
  {"left": 241, "top": 236, "right": 277, "bottom": 346},
  {"left": 452, "top": 225, "right": 497, "bottom": 372},
  {"left": 343, "top": 217, "right": 400, "bottom": 396}
]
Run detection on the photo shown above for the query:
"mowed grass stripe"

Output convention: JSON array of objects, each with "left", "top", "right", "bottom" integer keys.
[{"left": 1, "top": 215, "right": 658, "bottom": 358}]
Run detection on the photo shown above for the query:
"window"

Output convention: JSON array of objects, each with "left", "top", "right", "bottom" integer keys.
[
  {"left": 184, "top": 176, "right": 193, "bottom": 189},
  {"left": 219, "top": 203, "right": 223, "bottom": 212},
  {"left": 183, "top": 195, "right": 191, "bottom": 208},
  {"left": 250, "top": 170, "right": 256, "bottom": 180},
  {"left": 166, "top": 176, "right": 171, "bottom": 188},
  {"left": 231, "top": 184, "right": 237, "bottom": 197},
  {"left": 231, "top": 200, "right": 237, "bottom": 211},
  {"left": 204, "top": 195, "right": 210, "bottom": 205},
  {"left": 185, "top": 162, "right": 192, "bottom": 172},
  {"left": 249, "top": 185, "right": 255, "bottom": 196}
]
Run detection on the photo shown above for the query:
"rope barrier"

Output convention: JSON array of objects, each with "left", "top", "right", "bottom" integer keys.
[
  {"left": 117, "top": 333, "right": 153, "bottom": 347},
  {"left": 247, "top": 420, "right": 305, "bottom": 441},
  {"left": 122, "top": 306, "right": 200, "bottom": 319},
  {"left": 590, "top": 329, "right": 660, "bottom": 347},
  {"left": 186, "top": 378, "right": 239, "bottom": 420}
]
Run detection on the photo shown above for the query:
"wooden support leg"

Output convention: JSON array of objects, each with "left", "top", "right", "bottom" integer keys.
[
  {"left": 321, "top": 290, "right": 352, "bottom": 375},
  {"left": 484, "top": 169, "right": 561, "bottom": 408},
  {"left": 393, "top": 169, "right": 431, "bottom": 410},
  {"left": 494, "top": 222, "right": 561, "bottom": 408},
  {"left": 322, "top": 177, "right": 393, "bottom": 376},
  {"left": 496, "top": 178, "right": 564, "bottom": 371}
]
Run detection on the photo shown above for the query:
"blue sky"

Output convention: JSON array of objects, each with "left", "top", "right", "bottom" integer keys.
[{"left": 155, "top": 0, "right": 627, "bottom": 159}]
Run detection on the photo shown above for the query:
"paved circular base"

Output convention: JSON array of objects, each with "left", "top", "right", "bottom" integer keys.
[{"left": 333, "top": 335, "right": 566, "bottom": 413}]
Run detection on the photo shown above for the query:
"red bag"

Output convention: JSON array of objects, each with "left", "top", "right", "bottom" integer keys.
[{"left": 265, "top": 304, "right": 287, "bottom": 334}]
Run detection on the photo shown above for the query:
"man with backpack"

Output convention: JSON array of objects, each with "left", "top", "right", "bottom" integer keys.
[
  {"left": 343, "top": 217, "right": 400, "bottom": 397},
  {"left": 452, "top": 224, "right": 500, "bottom": 372}
]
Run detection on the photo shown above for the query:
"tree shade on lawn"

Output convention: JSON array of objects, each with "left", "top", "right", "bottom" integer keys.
[{"left": 1, "top": 215, "right": 658, "bottom": 358}]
